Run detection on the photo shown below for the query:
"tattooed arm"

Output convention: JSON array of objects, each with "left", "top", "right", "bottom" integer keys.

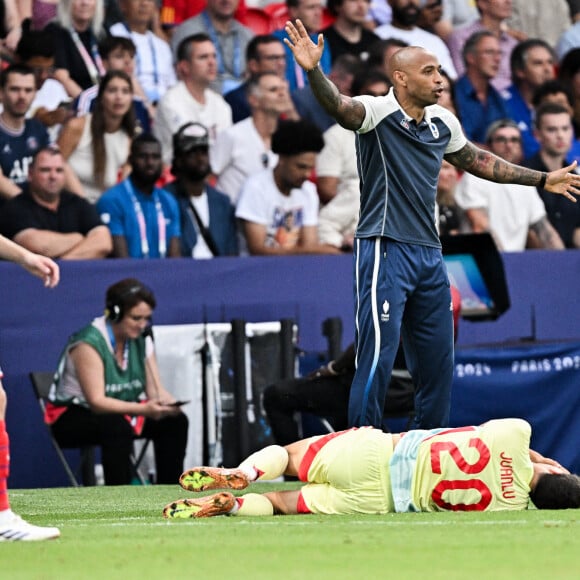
[
  {"left": 446, "top": 141, "right": 579, "bottom": 202},
  {"left": 305, "top": 68, "right": 365, "bottom": 130},
  {"left": 284, "top": 19, "right": 365, "bottom": 131}
]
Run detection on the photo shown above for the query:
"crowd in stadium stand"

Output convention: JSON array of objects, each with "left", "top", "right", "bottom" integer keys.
[{"left": 1, "top": 0, "right": 580, "bottom": 258}]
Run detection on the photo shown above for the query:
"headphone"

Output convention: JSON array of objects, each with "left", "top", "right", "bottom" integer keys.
[{"left": 105, "top": 284, "right": 145, "bottom": 323}]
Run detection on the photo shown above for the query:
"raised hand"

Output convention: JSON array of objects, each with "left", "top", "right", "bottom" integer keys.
[
  {"left": 284, "top": 19, "right": 324, "bottom": 72},
  {"left": 545, "top": 161, "right": 580, "bottom": 202}
]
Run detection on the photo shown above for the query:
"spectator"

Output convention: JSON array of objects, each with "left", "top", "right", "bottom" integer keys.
[
  {"left": 0, "top": 146, "right": 112, "bottom": 259},
  {"left": 154, "top": 32, "right": 233, "bottom": 165},
  {"left": 506, "top": 0, "right": 570, "bottom": 53},
  {"left": 109, "top": 0, "right": 176, "bottom": 105},
  {"left": 436, "top": 159, "right": 469, "bottom": 236},
  {"left": 45, "top": 0, "right": 107, "bottom": 98},
  {"left": 424, "top": 0, "right": 479, "bottom": 41},
  {"left": 46, "top": 277, "right": 189, "bottom": 485},
  {"left": 317, "top": 70, "right": 390, "bottom": 251},
  {"left": 165, "top": 122, "right": 238, "bottom": 257},
  {"left": 235, "top": 120, "right": 341, "bottom": 256},
  {"left": 438, "top": 68, "right": 458, "bottom": 115},
  {"left": 0, "top": 64, "right": 49, "bottom": 200},
  {"left": 224, "top": 34, "right": 294, "bottom": 123},
  {"left": 0, "top": 0, "right": 22, "bottom": 61},
  {"left": 374, "top": 0, "right": 457, "bottom": 79},
  {"left": 170, "top": 0, "right": 253, "bottom": 95},
  {"left": 211, "top": 73, "right": 289, "bottom": 204},
  {"left": 272, "top": 0, "right": 332, "bottom": 92},
  {"left": 58, "top": 70, "right": 136, "bottom": 203},
  {"left": 292, "top": 53, "right": 359, "bottom": 132},
  {"left": 365, "top": 37, "right": 408, "bottom": 81},
  {"left": 416, "top": 0, "right": 444, "bottom": 35},
  {"left": 503, "top": 39, "right": 556, "bottom": 159},
  {"left": 531, "top": 79, "right": 580, "bottom": 156},
  {"left": 523, "top": 103, "right": 580, "bottom": 248},
  {"left": 557, "top": 48, "right": 580, "bottom": 137},
  {"left": 97, "top": 134, "right": 181, "bottom": 258},
  {"left": 532, "top": 79, "right": 576, "bottom": 117},
  {"left": 367, "top": 0, "right": 392, "bottom": 27},
  {"left": 13, "top": 25, "right": 71, "bottom": 139},
  {"left": 18, "top": 0, "right": 59, "bottom": 32},
  {"left": 557, "top": 0, "right": 580, "bottom": 61},
  {"left": 321, "top": 0, "right": 380, "bottom": 62},
  {"left": 455, "top": 119, "right": 565, "bottom": 251},
  {"left": 453, "top": 30, "right": 510, "bottom": 145},
  {"left": 263, "top": 343, "right": 414, "bottom": 446},
  {"left": 447, "top": 0, "right": 521, "bottom": 92},
  {"left": 74, "top": 36, "right": 152, "bottom": 134}
]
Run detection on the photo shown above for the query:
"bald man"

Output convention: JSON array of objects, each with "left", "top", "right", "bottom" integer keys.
[{"left": 284, "top": 20, "right": 580, "bottom": 431}]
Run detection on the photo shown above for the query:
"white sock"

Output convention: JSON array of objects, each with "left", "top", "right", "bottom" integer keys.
[{"left": 238, "top": 445, "right": 289, "bottom": 481}]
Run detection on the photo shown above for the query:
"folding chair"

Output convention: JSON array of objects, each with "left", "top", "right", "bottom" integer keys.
[{"left": 29, "top": 371, "right": 151, "bottom": 486}]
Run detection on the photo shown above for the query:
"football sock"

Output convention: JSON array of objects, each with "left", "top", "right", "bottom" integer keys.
[
  {"left": 233, "top": 494, "right": 274, "bottom": 517},
  {"left": 238, "top": 445, "right": 289, "bottom": 481},
  {"left": 0, "top": 420, "right": 10, "bottom": 512}
]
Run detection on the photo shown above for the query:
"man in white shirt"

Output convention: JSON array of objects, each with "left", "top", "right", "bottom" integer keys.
[
  {"left": 456, "top": 119, "right": 565, "bottom": 251},
  {"left": 211, "top": 73, "right": 294, "bottom": 204},
  {"left": 154, "top": 33, "right": 233, "bottom": 165},
  {"left": 110, "top": 0, "right": 176, "bottom": 104},
  {"left": 236, "top": 120, "right": 340, "bottom": 256},
  {"left": 170, "top": 0, "right": 254, "bottom": 95},
  {"left": 375, "top": 0, "right": 457, "bottom": 78}
]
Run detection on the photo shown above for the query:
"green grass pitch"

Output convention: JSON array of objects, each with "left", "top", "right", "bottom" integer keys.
[{"left": 4, "top": 483, "right": 579, "bottom": 579}]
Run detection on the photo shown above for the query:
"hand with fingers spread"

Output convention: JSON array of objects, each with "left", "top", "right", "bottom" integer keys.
[
  {"left": 544, "top": 161, "right": 580, "bottom": 202},
  {"left": 284, "top": 19, "right": 324, "bottom": 72}
]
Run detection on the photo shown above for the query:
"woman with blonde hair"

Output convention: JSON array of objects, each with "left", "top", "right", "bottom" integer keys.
[
  {"left": 58, "top": 69, "right": 137, "bottom": 203},
  {"left": 45, "top": 0, "right": 106, "bottom": 97}
]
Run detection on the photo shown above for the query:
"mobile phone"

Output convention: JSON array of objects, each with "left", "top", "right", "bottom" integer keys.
[{"left": 167, "top": 400, "right": 190, "bottom": 407}]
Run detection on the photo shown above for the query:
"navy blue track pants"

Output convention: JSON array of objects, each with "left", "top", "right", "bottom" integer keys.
[{"left": 349, "top": 237, "right": 454, "bottom": 429}]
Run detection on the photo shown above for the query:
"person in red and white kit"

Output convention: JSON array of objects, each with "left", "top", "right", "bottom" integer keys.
[{"left": 0, "top": 234, "right": 61, "bottom": 541}]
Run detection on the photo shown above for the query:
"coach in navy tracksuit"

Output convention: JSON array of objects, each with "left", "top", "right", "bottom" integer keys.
[{"left": 285, "top": 21, "right": 580, "bottom": 429}]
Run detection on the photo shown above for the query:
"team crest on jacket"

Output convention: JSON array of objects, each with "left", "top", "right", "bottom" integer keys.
[
  {"left": 381, "top": 300, "right": 390, "bottom": 322},
  {"left": 429, "top": 122, "right": 439, "bottom": 139}
]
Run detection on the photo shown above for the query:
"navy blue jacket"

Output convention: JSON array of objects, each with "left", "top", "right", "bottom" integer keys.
[{"left": 164, "top": 181, "right": 238, "bottom": 257}]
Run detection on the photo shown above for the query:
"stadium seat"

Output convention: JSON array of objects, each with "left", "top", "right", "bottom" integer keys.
[
  {"left": 239, "top": 8, "right": 273, "bottom": 35},
  {"left": 29, "top": 371, "right": 151, "bottom": 486}
]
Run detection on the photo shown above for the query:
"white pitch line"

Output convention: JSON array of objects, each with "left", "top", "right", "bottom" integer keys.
[{"left": 53, "top": 518, "right": 573, "bottom": 528}]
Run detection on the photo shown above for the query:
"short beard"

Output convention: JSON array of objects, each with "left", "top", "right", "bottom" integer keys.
[
  {"left": 392, "top": 6, "right": 419, "bottom": 27},
  {"left": 185, "top": 167, "right": 210, "bottom": 182}
]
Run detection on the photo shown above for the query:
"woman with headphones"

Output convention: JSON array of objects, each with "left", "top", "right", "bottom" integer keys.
[{"left": 46, "top": 278, "right": 188, "bottom": 486}]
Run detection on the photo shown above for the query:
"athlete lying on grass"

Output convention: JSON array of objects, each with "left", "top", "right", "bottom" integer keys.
[{"left": 163, "top": 418, "right": 580, "bottom": 518}]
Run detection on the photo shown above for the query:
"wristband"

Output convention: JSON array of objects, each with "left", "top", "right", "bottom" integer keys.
[{"left": 539, "top": 172, "right": 547, "bottom": 189}]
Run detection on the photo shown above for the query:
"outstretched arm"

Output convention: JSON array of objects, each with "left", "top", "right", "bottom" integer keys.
[
  {"left": 446, "top": 142, "right": 580, "bottom": 203},
  {"left": 0, "top": 234, "right": 60, "bottom": 288},
  {"left": 284, "top": 20, "right": 365, "bottom": 131}
]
